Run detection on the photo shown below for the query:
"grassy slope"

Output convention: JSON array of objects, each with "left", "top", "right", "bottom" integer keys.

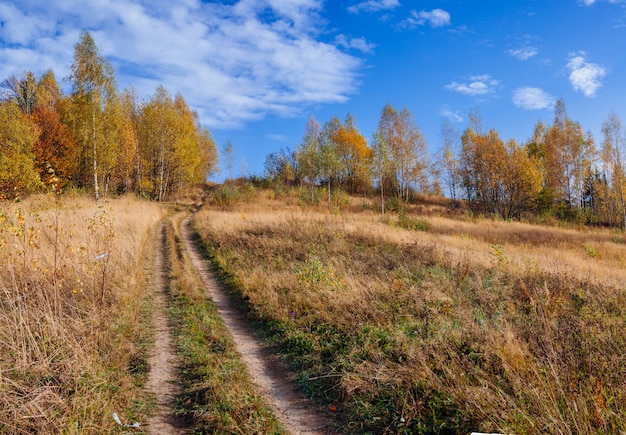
[{"left": 192, "top": 187, "right": 626, "bottom": 434}]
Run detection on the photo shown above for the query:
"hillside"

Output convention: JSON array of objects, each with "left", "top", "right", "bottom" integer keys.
[{"left": 192, "top": 185, "right": 626, "bottom": 433}]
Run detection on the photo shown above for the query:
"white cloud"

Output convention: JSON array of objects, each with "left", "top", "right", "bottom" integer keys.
[
  {"left": 335, "top": 35, "right": 376, "bottom": 54},
  {"left": 440, "top": 105, "right": 463, "bottom": 123},
  {"left": 445, "top": 74, "right": 499, "bottom": 96},
  {"left": 579, "top": 0, "right": 623, "bottom": 5},
  {"left": 348, "top": 0, "right": 400, "bottom": 14},
  {"left": 566, "top": 52, "right": 606, "bottom": 97},
  {"left": 512, "top": 87, "right": 556, "bottom": 110},
  {"left": 506, "top": 46, "right": 538, "bottom": 60},
  {"left": 0, "top": 0, "right": 363, "bottom": 129},
  {"left": 400, "top": 9, "right": 451, "bottom": 28},
  {"left": 266, "top": 133, "right": 288, "bottom": 141}
]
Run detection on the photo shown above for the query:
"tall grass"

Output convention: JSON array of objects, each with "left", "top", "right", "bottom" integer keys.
[
  {"left": 192, "top": 188, "right": 626, "bottom": 434},
  {"left": 0, "top": 193, "right": 165, "bottom": 433}
]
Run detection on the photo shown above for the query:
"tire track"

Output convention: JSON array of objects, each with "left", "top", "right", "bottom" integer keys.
[
  {"left": 180, "top": 216, "right": 330, "bottom": 435},
  {"left": 145, "top": 224, "right": 187, "bottom": 434}
]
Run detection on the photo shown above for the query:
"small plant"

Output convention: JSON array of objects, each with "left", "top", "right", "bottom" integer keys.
[
  {"left": 298, "top": 186, "right": 321, "bottom": 205},
  {"left": 385, "top": 196, "right": 403, "bottom": 213},
  {"left": 210, "top": 183, "right": 240, "bottom": 207},
  {"left": 331, "top": 189, "right": 350, "bottom": 207},
  {"left": 490, "top": 243, "right": 509, "bottom": 266},
  {"left": 397, "top": 211, "right": 431, "bottom": 232},
  {"left": 583, "top": 243, "right": 600, "bottom": 258},
  {"left": 296, "top": 255, "right": 343, "bottom": 291}
]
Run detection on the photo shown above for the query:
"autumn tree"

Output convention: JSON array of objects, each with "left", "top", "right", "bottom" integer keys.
[
  {"left": 0, "top": 102, "right": 41, "bottom": 198},
  {"left": 331, "top": 113, "right": 372, "bottom": 193},
  {"left": 296, "top": 115, "right": 323, "bottom": 190},
  {"left": 137, "top": 87, "right": 216, "bottom": 200},
  {"left": 31, "top": 102, "right": 77, "bottom": 189},
  {"left": 67, "top": 30, "right": 116, "bottom": 201},
  {"left": 1, "top": 71, "right": 38, "bottom": 116},
  {"left": 264, "top": 148, "right": 297, "bottom": 185},
  {"left": 437, "top": 120, "right": 462, "bottom": 207},
  {"left": 532, "top": 99, "right": 595, "bottom": 215},
  {"left": 222, "top": 140, "right": 235, "bottom": 181},
  {"left": 375, "top": 104, "right": 428, "bottom": 201},
  {"left": 171, "top": 94, "right": 215, "bottom": 189},
  {"left": 100, "top": 90, "right": 138, "bottom": 194},
  {"left": 317, "top": 116, "right": 344, "bottom": 206},
  {"left": 370, "top": 131, "right": 393, "bottom": 214},
  {"left": 601, "top": 112, "right": 626, "bottom": 228},
  {"left": 460, "top": 128, "right": 542, "bottom": 218}
]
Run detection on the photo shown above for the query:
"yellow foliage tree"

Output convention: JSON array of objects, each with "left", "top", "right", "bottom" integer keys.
[{"left": 0, "top": 102, "right": 42, "bottom": 198}]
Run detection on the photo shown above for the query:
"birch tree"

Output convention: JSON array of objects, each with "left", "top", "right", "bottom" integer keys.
[
  {"left": 601, "top": 112, "right": 626, "bottom": 228},
  {"left": 376, "top": 104, "right": 428, "bottom": 200},
  {"left": 438, "top": 120, "right": 461, "bottom": 207},
  {"left": 370, "top": 131, "right": 393, "bottom": 214},
  {"left": 67, "top": 30, "right": 115, "bottom": 201}
]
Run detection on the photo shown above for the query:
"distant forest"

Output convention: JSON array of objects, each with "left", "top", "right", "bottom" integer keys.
[{"left": 265, "top": 100, "right": 626, "bottom": 228}]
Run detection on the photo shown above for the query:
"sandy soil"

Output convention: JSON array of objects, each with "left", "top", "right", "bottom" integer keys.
[
  {"left": 180, "top": 216, "right": 331, "bottom": 435},
  {"left": 144, "top": 225, "right": 187, "bottom": 434}
]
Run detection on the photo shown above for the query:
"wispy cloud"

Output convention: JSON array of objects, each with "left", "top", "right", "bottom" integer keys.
[
  {"left": 445, "top": 74, "right": 500, "bottom": 96},
  {"left": 265, "top": 133, "right": 288, "bottom": 141},
  {"left": 440, "top": 105, "right": 463, "bottom": 122},
  {"left": 579, "top": 0, "right": 623, "bottom": 5},
  {"left": 506, "top": 46, "right": 538, "bottom": 60},
  {"left": 335, "top": 35, "right": 377, "bottom": 54},
  {"left": 512, "top": 87, "right": 556, "bottom": 110},
  {"left": 0, "top": 0, "right": 363, "bottom": 129},
  {"left": 400, "top": 9, "right": 451, "bottom": 28},
  {"left": 566, "top": 51, "right": 606, "bottom": 97},
  {"left": 347, "top": 0, "right": 400, "bottom": 14}
]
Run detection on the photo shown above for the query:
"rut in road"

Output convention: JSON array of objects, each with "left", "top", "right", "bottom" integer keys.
[
  {"left": 180, "top": 216, "right": 330, "bottom": 435},
  {"left": 144, "top": 224, "right": 187, "bottom": 435}
]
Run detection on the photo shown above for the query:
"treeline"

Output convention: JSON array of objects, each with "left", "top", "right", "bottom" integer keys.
[
  {"left": 0, "top": 31, "right": 218, "bottom": 201},
  {"left": 265, "top": 101, "right": 626, "bottom": 228}
]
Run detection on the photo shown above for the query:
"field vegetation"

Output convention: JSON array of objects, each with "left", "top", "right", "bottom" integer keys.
[
  {"left": 0, "top": 193, "right": 165, "bottom": 433},
  {"left": 193, "top": 184, "right": 626, "bottom": 434}
]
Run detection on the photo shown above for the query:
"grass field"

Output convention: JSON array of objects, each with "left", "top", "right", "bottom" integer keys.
[
  {"left": 0, "top": 193, "right": 165, "bottom": 433},
  {"left": 193, "top": 186, "right": 626, "bottom": 434},
  {"left": 2, "top": 186, "right": 624, "bottom": 433}
]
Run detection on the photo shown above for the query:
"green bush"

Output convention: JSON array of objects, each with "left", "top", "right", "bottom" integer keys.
[
  {"left": 397, "top": 211, "right": 431, "bottom": 232},
  {"left": 385, "top": 196, "right": 403, "bottom": 213}
]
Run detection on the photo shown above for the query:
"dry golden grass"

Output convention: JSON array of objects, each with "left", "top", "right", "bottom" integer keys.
[
  {"left": 0, "top": 193, "right": 166, "bottom": 433},
  {"left": 193, "top": 187, "right": 626, "bottom": 434}
]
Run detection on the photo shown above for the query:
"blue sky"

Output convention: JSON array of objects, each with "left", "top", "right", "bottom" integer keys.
[{"left": 2, "top": 0, "right": 626, "bottom": 178}]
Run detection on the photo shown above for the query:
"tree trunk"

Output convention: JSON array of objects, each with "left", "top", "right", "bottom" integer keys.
[
  {"left": 327, "top": 178, "right": 331, "bottom": 208},
  {"left": 92, "top": 104, "right": 100, "bottom": 201}
]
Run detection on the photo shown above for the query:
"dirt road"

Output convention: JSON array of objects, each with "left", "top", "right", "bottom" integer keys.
[
  {"left": 145, "top": 216, "right": 329, "bottom": 434},
  {"left": 180, "top": 216, "right": 330, "bottom": 435},
  {"left": 145, "top": 225, "right": 187, "bottom": 434}
]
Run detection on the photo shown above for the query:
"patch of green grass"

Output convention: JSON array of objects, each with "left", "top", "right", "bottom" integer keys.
[{"left": 397, "top": 211, "right": 432, "bottom": 232}]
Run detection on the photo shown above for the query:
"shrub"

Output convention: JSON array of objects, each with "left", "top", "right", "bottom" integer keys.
[
  {"left": 385, "top": 196, "right": 403, "bottom": 213},
  {"left": 397, "top": 211, "right": 431, "bottom": 232}
]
